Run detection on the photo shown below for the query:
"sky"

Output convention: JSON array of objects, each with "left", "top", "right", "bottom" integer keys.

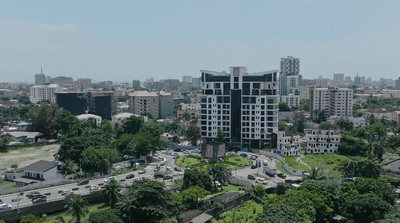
[{"left": 0, "top": 0, "right": 399, "bottom": 83}]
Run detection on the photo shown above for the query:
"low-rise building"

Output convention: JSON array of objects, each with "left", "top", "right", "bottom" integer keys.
[
  {"left": 274, "top": 131, "right": 302, "bottom": 156},
  {"left": 76, "top": 114, "right": 102, "bottom": 126},
  {"left": 111, "top": 112, "right": 148, "bottom": 125},
  {"left": 1, "top": 131, "right": 43, "bottom": 144},
  {"left": 13, "top": 160, "right": 58, "bottom": 187},
  {"left": 329, "top": 116, "right": 366, "bottom": 128},
  {"left": 305, "top": 129, "right": 340, "bottom": 154},
  {"left": 280, "top": 94, "right": 300, "bottom": 108}
]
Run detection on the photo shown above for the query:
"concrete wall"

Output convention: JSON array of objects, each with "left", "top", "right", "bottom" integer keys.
[{"left": 0, "top": 193, "right": 103, "bottom": 222}]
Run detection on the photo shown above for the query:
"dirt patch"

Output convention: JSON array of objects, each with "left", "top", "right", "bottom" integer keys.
[{"left": 0, "top": 144, "right": 60, "bottom": 170}]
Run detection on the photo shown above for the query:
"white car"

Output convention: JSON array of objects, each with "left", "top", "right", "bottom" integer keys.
[
  {"left": 90, "top": 185, "right": 99, "bottom": 191},
  {"left": 214, "top": 181, "right": 222, "bottom": 187},
  {"left": 104, "top": 177, "right": 115, "bottom": 183},
  {"left": 138, "top": 169, "right": 146, "bottom": 174},
  {"left": 61, "top": 190, "right": 72, "bottom": 196},
  {"left": 0, "top": 203, "right": 12, "bottom": 210}
]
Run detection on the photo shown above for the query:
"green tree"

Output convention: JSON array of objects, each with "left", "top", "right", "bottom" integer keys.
[
  {"left": 313, "top": 109, "right": 327, "bottom": 123},
  {"left": 208, "top": 163, "right": 231, "bottom": 189},
  {"left": 10, "top": 163, "right": 18, "bottom": 169},
  {"left": 53, "top": 110, "right": 79, "bottom": 135},
  {"left": 0, "top": 133, "right": 12, "bottom": 152},
  {"left": 62, "top": 159, "right": 78, "bottom": 178},
  {"left": 319, "top": 122, "right": 337, "bottom": 130},
  {"left": 299, "top": 99, "right": 311, "bottom": 112},
  {"left": 337, "top": 118, "right": 354, "bottom": 133},
  {"left": 214, "top": 200, "right": 263, "bottom": 223},
  {"left": 344, "top": 193, "right": 391, "bottom": 223},
  {"left": 186, "top": 122, "right": 200, "bottom": 146},
  {"left": 89, "top": 209, "right": 123, "bottom": 223},
  {"left": 180, "top": 186, "right": 210, "bottom": 208},
  {"left": 275, "top": 182, "right": 295, "bottom": 195},
  {"left": 182, "top": 169, "right": 213, "bottom": 191},
  {"left": 293, "top": 111, "right": 306, "bottom": 133},
  {"left": 103, "top": 179, "right": 123, "bottom": 209},
  {"left": 81, "top": 146, "right": 119, "bottom": 173},
  {"left": 352, "top": 177, "right": 397, "bottom": 205},
  {"left": 111, "top": 134, "right": 136, "bottom": 157},
  {"left": 216, "top": 128, "right": 225, "bottom": 142},
  {"left": 129, "top": 132, "right": 161, "bottom": 156},
  {"left": 339, "top": 159, "right": 383, "bottom": 179},
  {"left": 339, "top": 135, "right": 369, "bottom": 156},
  {"left": 140, "top": 122, "right": 165, "bottom": 138},
  {"left": 120, "top": 115, "right": 144, "bottom": 136},
  {"left": 279, "top": 102, "right": 291, "bottom": 111},
  {"left": 66, "top": 195, "right": 89, "bottom": 223},
  {"left": 20, "top": 214, "right": 43, "bottom": 223},
  {"left": 118, "top": 179, "right": 180, "bottom": 223},
  {"left": 257, "top": 205, "right": 304, "bottom": 223},
  {"left": 278, "top": 121, "right": 289, "bottom": 131},
  {"left": 26, "top": 102, "right": 62, "bottom": 138}
]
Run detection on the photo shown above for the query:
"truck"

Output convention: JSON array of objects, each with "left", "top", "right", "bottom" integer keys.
[{"left": 264, "top": 165, "right": 277, "bottom": 177}]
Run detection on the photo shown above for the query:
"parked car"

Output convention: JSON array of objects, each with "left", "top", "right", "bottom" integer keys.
[
  {"left": 163, "top": 175, "right": 173, "bottom": 180},
  {"left": 174, "top": 167, "right": 181, "bottom": 172},
  {"left": 251, "top": 164, "right": 257, "bottom": 169},
  {"left": 0, "top": 203, "right": 12, "bottom": 210},
  {"left": 154, "top": 173, "right": 164, "bottom": 179},
  {"left": 90, "top": 185, "right": 99, "bottom": 191},
  {"left": 240, "top": 153, "right": 248, "bottom": 157},
  {"left": 0, "top": 199, "right": 3, "bottom": 204},
  {"left": 126, "top": 173, "right": 135, "bottom": 179},
  {"left": 26, "top": 191, "right": 40, "bottom": 199},
  {"left": 173, "top": 172, "right": 183, "bottom": 177},
  {"left": 277, "top": 173, "right": 287, "bottom": 179},
  {"left": 250, "top": 155, "right": 258, "bottom": 160},
  {"left": 78, "top": 179, "right": 90, "bottom": 185},
  {"left": 138, "top": 169, "right": 146, "bottom": 174},
  {"left": 247, "top": 174, "right": 256, "bottom": 180},
  {"left": 214, "top": 181, "right": 222, "bottom": 187}
]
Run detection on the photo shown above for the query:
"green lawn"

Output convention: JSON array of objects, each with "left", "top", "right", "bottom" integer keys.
[
  {"left": 224, "top": 156, "right": 251, "bottom": 167},
  {"left": 275, "top": 161, "right": 291, "bottom": 175},
  {"left": 301, "top": 154, "right": 350, "bottom": 177},
  {"left": 285, "top": 156, "right": 309, "bottom": 171},
  {"left": 43, "top": 204, "right": 105, "bottom": 222},
  {"left": 175, "top": 155, "right": 202, "bottom": 168}
]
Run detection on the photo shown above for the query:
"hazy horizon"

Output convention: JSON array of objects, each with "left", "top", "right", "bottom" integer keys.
[{"left": 1, "top": 0, "right": 399, "bottom": 83}]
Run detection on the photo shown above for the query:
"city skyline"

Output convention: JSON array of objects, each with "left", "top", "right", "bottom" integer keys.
[{"left": 0, "top": 0, "right": 399, "bottom": 83}]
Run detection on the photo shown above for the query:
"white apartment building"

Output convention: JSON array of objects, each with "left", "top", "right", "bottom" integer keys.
[
  {"left": 299, "top": 86, "right": 310, "bottom": 99},
  {"left": 281, "top": 94, "right": 300, "bottom": 108},
  {"left": 310, "top": 86, "right": 353, "bottom": 119},
  {"left": 30, "top": 84, "right": 61, "bottom": 104},
  {"left": 275, "top": 131, "right": 302, "bottom": 156},
  {"left": 279, "top": 56, "right": 300, "bottom": 96},
  {"left": 200, "top": 67, "right": 279, "bottom": 150},
  {"left": 305, "top": 129, "right": 340, "bottom": 154},
  {"left": 76, "top": 114, "right": 102, "bottom": 126}
]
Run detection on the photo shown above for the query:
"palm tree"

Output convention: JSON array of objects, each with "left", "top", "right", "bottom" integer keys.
[
  {"left": 208, "top": 163, "right": 231, "bottom": 190},
  {"left": 103, "top": 179, "right": 122, "bottom": 209},
  {"left": 62, "top": 159, "right": 78, "bottom": 179},
  {"left": 66, "top": 195, "right": 89, "bottom": 223},
  {"left": 117, "top": 196, "right": 136, "bottom": 223}
]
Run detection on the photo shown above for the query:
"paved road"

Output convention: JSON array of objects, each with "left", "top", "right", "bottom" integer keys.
[
  {"left": 0, "top": 150, "right": 182, "bottom": 211},
  {"left": 233, "top": 152, "right": 303, "bottom": 188}
]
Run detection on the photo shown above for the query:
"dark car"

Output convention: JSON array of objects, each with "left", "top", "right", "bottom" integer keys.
[
  {"left": 247, "top": 174, "right": 256, "bottom": 180},
  {"left": 277, "top": 173, "right": 287, "bottom": 179},
  {"left": 78, "top": 179, "right": 89, "bottom": 186},
  {"left": 163, "top": 175, "right": 173, "bottom": 180},
  {"left": 26, "top": 191, "right": 40, "bottom": 199},
  {"left": 251, "top": 164, "right": 257, "bottom": 169},
  {"left": 285, "top": 179, "right": 302, "bottom": 184},
  {"left": 154, "top": 173, "right": 164, "bottom": 179},
  {"left": 174, "top": 167, "right": 181, "bottom": 172},
  {"left": 240, "top": 153, "right": 248, "bottom": 157},
  {"left": 126, "top": 174, "right": 135, "bottom": 179},
  {"left": 0, "top": 199, "right": 3, "bottom": 204},
  {"left": 31, "top": 194, "right": 46, "bottom": 200}
]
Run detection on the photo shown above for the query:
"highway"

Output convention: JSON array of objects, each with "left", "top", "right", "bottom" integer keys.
[{"left": 0, "top": 151, "right": 181, "bottom": 211}]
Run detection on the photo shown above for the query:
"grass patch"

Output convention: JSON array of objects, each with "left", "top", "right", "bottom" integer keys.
[
  {"left": 221, "top": 185, "right": 241, "bottom": 192},
  {"left": 43, "top": 204, "right": 106, "bottom": 222},
  {"left": 224, "top": 156, "right": 251, "bottom": 167},
  {"left": 275, "top": 161, "right": 291, "bottom": 175},
  {"left": 301, "top": 154, "right": 350, "bottom": 178},
  {"left": 285, "top": 156, "right": 309, "bottom": 171},
  {"left": 176, "top": 155, "right": 202, "bottom": 168}
]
